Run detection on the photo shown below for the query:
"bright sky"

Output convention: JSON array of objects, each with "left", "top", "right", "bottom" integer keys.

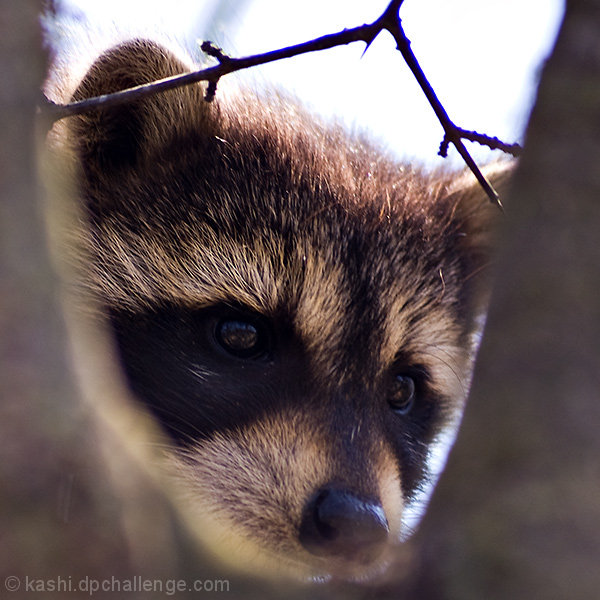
[{"left": 60, "top": 0, "right": 564, "bottom": 165}]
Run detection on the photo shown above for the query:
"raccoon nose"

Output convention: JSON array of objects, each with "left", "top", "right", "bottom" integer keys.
[{"left": 299, "top": 487, "right": 389, "bottom": 562}]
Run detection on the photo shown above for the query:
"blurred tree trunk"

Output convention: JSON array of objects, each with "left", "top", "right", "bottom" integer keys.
[
  {"left": 0, "top": 3, "right": 229, "bottom": 598},
  {"left": 0, "top": 0, "right": 154, "bottom": 589},
  {"left": 384, "top": 1, "right": 600, "bottom": 598}
]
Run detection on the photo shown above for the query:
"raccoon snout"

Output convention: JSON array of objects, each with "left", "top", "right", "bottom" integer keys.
[{"left": 298, "top": 487, "right": 389, "bottom": 563}]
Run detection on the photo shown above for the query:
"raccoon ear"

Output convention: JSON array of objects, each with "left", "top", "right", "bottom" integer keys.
[
  {"left": 443, "top": 162, "right": 514, "bottom": 324},
  {"left": 70, "top": 39, "right": 208, "bottom": 173},
  {"left": 446, "top": 162, "right": 513, "bottom": 256}
]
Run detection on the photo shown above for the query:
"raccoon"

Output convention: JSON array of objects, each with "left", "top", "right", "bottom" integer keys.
[{"left": 47, "top": 38, "right": 507, "bottom": 581}]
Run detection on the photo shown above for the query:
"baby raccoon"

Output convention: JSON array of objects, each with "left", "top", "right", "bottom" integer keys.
[{"left": 48, "top": 38, "right": 506, "bottom": 581}]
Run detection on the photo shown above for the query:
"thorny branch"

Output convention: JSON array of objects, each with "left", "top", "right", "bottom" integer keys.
[
  {"left": 451, "top": 128, "right": 522, "bottom": 158},
  {"left": 41, "top": 0, "right": 520, "bottom": 206}
]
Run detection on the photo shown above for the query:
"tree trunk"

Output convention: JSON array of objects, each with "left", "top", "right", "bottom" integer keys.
[{"left": 384, "top": 1, "right": 600, "bottom": 598}]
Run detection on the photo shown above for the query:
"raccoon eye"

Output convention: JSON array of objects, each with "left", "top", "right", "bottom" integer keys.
[
  {"left": 214, "top": 317, "right": 270, "bottom": 360},
  {"left": 389, "top": 375, "right": 416, "bottom": 415}
]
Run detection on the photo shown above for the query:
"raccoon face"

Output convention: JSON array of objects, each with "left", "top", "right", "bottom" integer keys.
[{"left": 60, "top": 40, "right": 501, "bottom": 581}]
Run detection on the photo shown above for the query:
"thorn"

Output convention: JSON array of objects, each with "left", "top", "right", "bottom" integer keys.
[
  {"left": 438, "top": 136, "right": 450, "bottom": 158},
  {"left": 361, "top": 28, "right": 380, "bottom": 58},
  {"left": 205, "top": 79, "right": 219, "bottom": 102},
  {"left": 200, "top": 41, "right": 231, "bottom": 64}
]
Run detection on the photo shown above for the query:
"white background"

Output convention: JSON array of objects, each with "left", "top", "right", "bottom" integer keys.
[{"left": 57, "top": 0, "right": 565, "bottom": 165}]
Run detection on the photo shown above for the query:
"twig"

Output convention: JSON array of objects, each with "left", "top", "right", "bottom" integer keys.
[
  {"left": 40, "top": 21, "right": 381, "bottom": 121},
  {"left": 377, "top": 2, "right": 503, "bottom": 206},
  {"left": 199, "top": 41, "right": 231, "bottom": 64},
  {"left": 40, "top": 0, "right": 518, "bottom": 205},
  {"left": 455, "top": 127, "right": 522, "bottom": 157}
]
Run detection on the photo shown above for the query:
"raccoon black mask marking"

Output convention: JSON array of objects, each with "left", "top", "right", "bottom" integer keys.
[{"left": 49, "top": 39, "right": 507, "bottom": 581}]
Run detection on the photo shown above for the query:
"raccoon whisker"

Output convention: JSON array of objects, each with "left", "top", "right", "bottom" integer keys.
[
  {"left": 436, "top": 267, "right": 446, "bottom": 304},
  {"left": 187, "top": 365, "right": 218, "bottom": 382},
  {"left": 349, "top": 423, "right": 359, "bottom": 443},
  {"left": 140, "top": 440, "right": 174, "bottom": 451},
  {"left": 463, "top": 260, "right": 493, "bottom": 284},
  {"left": 420, "top": 345, "right": 461, "bottom": 371},
  {"left": 418, "top": 348, "right": 467, "bottom": 395},
  {"left": 141, "top": 397, "right": 225, "bottom": 443},
  {"left": 139, "top": 442, "right": 181, "bottom": 459}
]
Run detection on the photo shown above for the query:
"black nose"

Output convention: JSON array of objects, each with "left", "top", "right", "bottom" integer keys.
[{"left": 298, "top": 487, "right": 389, "bottom": 562}]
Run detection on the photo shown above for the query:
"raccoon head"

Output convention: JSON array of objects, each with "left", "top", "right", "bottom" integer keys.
[{"left": 62, "top": 39, "right": 506, "bottom": 581}]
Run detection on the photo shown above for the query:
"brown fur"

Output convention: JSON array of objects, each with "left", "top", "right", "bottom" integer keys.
[
  {"left": 170, "top": 410, "right": 404, "bottom": 579},
  {"left": 47, "top": 39, "right": 510, "bottom": 581}
]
